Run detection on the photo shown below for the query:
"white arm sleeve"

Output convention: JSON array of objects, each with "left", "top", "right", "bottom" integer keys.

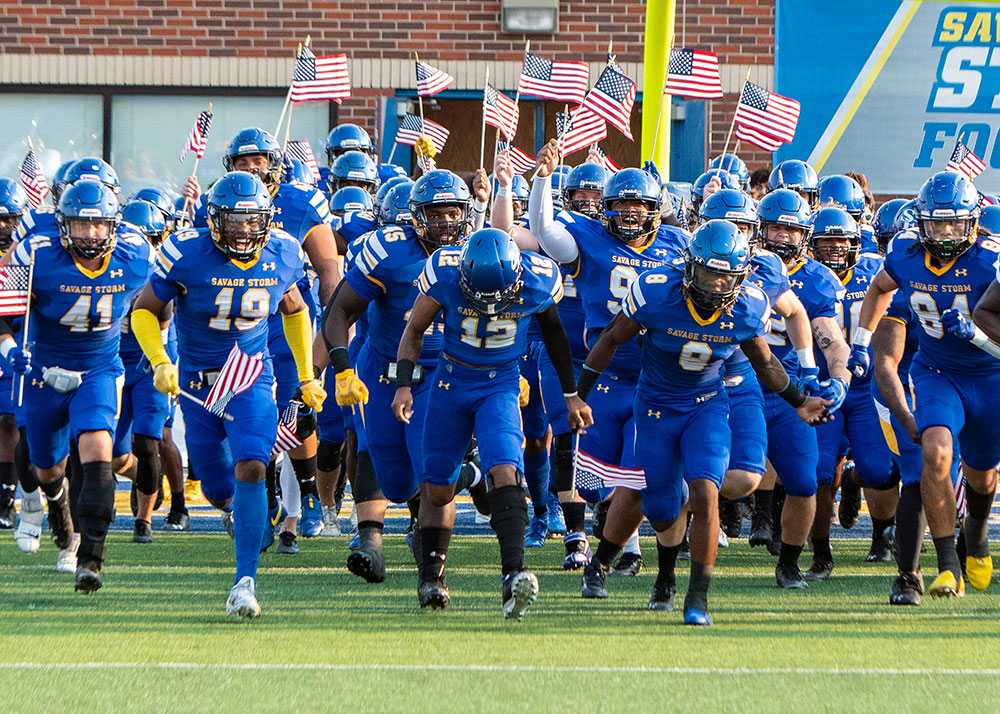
[{"left": 528, "top": 175, "right": 579, "bottom": 264}]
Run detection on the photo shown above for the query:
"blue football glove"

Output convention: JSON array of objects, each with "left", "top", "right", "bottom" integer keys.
[
  {"left": 847, "top": 345, "right": 870, "bottom": 379},
  {"left": 797, "top": 366, "right": 821, "bottom": 395},
  {"left": 5, "top": 346, "right": 31, "bottom": 375},
  {"left": 815, "top": 377, "right": 848, "bottom": 414},
  {"left": 941, "top": 308, "right": 976, "bottom": 341}
]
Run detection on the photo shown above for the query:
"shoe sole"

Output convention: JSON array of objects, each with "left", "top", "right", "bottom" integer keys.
[
  {"left": 133, "top": 536, "right": 153, "bottom": 544},
  {"left": 503, "top": 572, "right": 538, "bottom": 621},
  {"left": 16, "top": 537, "right": 40, "bottom": 554},
  {"left": 227, "top": 603, "right": 261, "bottom": 619},
  {"left": 609, "top": 567, "right": 641, "bottom": 577},
  {"left": 347, "top": 550, "right": 386, "bottom": 583},
  {"left": 889, "top": 595, "right": 921, "bottom": 606},
  {"left": 562, "top": 555, "right": 589, "bottom": 571},
  {"left": 277, "top": 546, "right": 300, "bottom": 554},
  {"left": 74, "top": 572, "right": 102, "bottom": 593},
  {"left": 581, "top": 587, "right": 608, "bottom": 599},
  {"left": 419, "top": 592, "right": 450, "bottom": 610}
]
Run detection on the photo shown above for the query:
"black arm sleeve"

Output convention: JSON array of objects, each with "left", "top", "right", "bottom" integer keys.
[{"left": 534, "top": 306, "right": 577, "bottom": 395}]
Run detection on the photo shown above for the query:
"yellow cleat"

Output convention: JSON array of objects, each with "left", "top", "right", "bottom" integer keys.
[
  {"left": 966, "top": 556, "right": 993, "bottom": 591},
  {"left": 928, "top": 570, "right": 966, "bottom": 599}
]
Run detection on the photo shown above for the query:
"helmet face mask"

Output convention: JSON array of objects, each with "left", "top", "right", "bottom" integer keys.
[
  {"left": 64, "top": 218, "right": 116, "bottom": 260},
  {"left": 416, "top": 204, "right": 469, "bottom": 246},
  {"left": 604, "top": 198, "right": 660, "bottom": 242},
  {"left": 684, "top": 220, "right": 752, "bottom": 312},
  {"left": 565, "top": 188, "right": 602, "bottom": 219},
  {"left": 223, "top": 129, "right": 283, "bottom": 185},
  {"left": 0, "top": 214, "right": 19, "bottom": 250},
  {"left": 408, "top": 170, "right": 473, "bottom": 247},
  {"left": 330, "top": 151, "right": 379, "bottom": 196},
  {"left": 458, "top": 228, "right": 524, "bottom": 315},
  {"left": 919, "top": 216, "right": 977, "bottom": 260},
  {"left": 685, "top": 262, "right": 745, "bottom": 311},
  {"left": 761, "top": 222, "right": 807, "bottom": 262},
  {"left": 207, "top": 172, "right": 274, "bottom": 262},
  {"left": 915, "top": 171, "right": 981, "bottom": 261},
  {"left": 811, "top": 236, "right": 859, "bottom": 273},
  {"left": 56, "top": 180, "right": 121, "bottom": 261}
]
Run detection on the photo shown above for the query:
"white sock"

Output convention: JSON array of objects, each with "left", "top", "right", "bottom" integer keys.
[
  {"left": 21, "top": 487, "right": 42, "bottom": 512},
  {"left": 279, "top": 457, "right": 301, "bottom": 518},
  {"left": 622, "top": 531, "right": 641, "bottom": 556}
]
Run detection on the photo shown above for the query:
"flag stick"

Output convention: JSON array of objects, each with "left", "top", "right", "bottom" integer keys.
[
  {"left": 557, "top": 103, "right": 568, "bottom": 175},
  {"left": 719, "top": 68, "right": 752, "bottom": 160},
  {"left": 283, "top": 102, "right": 294, "bottom": 154},
  {"left": 275, "top": 40, "right": 306, "bottom": 139},
  {"left": 178, "top": 389, "right": 235, "bottom": 422},
  {"left": 16, "top": 247, "right": 36, "bottom": 407},
  {"left": 479, "top": 66, "right": 489, "bottom": 169},
  {"left": 386, "top": 142, "right": 398, "bottom": 166},
  {"left": 182, "top": 101, "right": 212, "bottom": 219},
  {"left": 725, "top": 141, "right": 741, "bottom": 173},
  {"left": 569, "top": 432, "right": 582, "bottom": 494}
]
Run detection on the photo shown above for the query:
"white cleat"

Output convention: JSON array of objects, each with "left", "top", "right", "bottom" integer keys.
[
  {"left": 226, "top": 576, "right": 261, "bottom": 620},
  {"left": 502, "top": 570, "right": 539, "bottom": 621},
  {"left": 319, "top": 506, "right": 341, "bottom": 537},
  {"left": 15, "top": 507, "right": 44, "bottom": 554},
  {"left": 718, "top": 530, "right": 729, "bottom": 548},
  {"left": 56, "top": 533, "right": 80, "bottom": 573}
]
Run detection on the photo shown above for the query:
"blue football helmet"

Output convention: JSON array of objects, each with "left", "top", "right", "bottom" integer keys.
[
  {"left": 408, "top": 169, "right": 472, "bottom": 247},
  {"left": 378, "top": 163, "right": 407, "bottom": 184},
  {"left": 872, "top": 198, "right": 908, "bottom": 252},
  {"left": 283, "top": 157, "right": 317, "bottom": 187},
  {"left": 329, "top": 151, "right": 379, "bottom": 195},
  {"left": 121, "top": 199, "right": 168, "bottom": 246},
  {"left": 708, "top": 153, "right": 750, "bottom": 191},
  {"left": 601, "top": 168, "right": 662, "bottom": 242},
  {"left": 0, "top": 178, "right": 28, "bottom": 250},
  {"left": 809, "top": 206, "right": 861, "bottom": 274},
  {"left": 205, "top": 171, "right": 274, "bottom": 261},
  {"left": 51, "top": 159, "right": 78, "bottom": 203},
  {"left": 374, "top": 175, "right": 411, "bottom": 208},
  {"left": 330, "top": 186, "right": 374, "bottom": 217},
  {"left": 130, "top": 187, "right": 175, "bottom": 221},
  {"left": 64, "top": 158, "right": 120, "bottom": 195},
  {"left": 767, "top": 159, "right": 819, "bottom": 203},
  {"left": 915, "top": 171, "right": 980, "bottom": 261},
  {"left": 223, "top": 128, "right": 283, "bottom": 184},
  {"left": 817, "top": 175, "right": 865, "bottom": 219},
  {"left": 698, "top": 188, "right": 758, "bottom": 247},
  {"left": 758, "top": 188, "right": 813, "bottom": 262},
  {"left": 894, "top": 198, "right": 918, "bottom": 234},
  {"left": 550, "top": 169, "right": 569, "bottom": 210},
  {"left": 326, "top": 124, "right": 375, "bottom": 164},
  {"left": 979, "top": 204, "right": 1000, "bottom": 237},
  {"left": 563, "top": 163, "right": 611, "bottom": 218},
  {"left": 56, "top": 180, "right": 121, "bottom": 260},
  {"left": 691, "top": 169, "right": 742, "bottom": 214},
  {"left": 684, "top": 220, "right": 753, "bottom": 312},
  {"left": 378, "top": 181, "right": 415, "bottom": 226},
  {"left": 458, "top": 227, "right": 523, "bottom": 315}
]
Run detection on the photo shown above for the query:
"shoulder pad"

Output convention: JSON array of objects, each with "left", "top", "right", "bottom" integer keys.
[
  {"left": 979, "top": 238, "right": 1000, "bottom": 253},
  {"left": 174, "top": 227, "right": 201, "bottom": 242}
]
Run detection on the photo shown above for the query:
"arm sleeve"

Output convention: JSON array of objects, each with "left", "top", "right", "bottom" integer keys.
[{"left": 527, "top": 175, "right": 579, "bottom": 264}]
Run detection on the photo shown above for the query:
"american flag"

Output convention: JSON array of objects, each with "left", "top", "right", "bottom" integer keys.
[
  {"left": 285, "top": 139, "right": 321, "bottom": 182},
  {"left": 735, "top": 123, "right": 783, "bottom": 152},
  {"left": 574, "top": 448, "right": 646, "bottom": 491},
  {"left": 593, "top": 145, "right": 621, "bottom": 173},
  {"left": 517, "top": 52, "right": 589, "bottom": 105},
  {"left": 395, "top": 113, "right": 450, "bottom": 153},
  {"left": 19, "top": 150, "right": 48, "bottom": 209},
  {"left": 271, "top": 401, "right": 304, "bottom": 459},
  {"left": 0, "top": 264, "right": 29, "bottom": 317},
  {"left": 415, "top": 61, "right": 455, "bottom": 97},
  {"left": 178, "top": 110, "right": 213, "bottom": 163},
  {"left": 496, "top": 140, "right": 536, "bottom": 175},
  {"left": 946, "top": 139, "right": 987, "bottom": 181},
  {"left": 483, "top": 83, "right": 519, "bottom": 140},
  {"left": 557, "top": 107, "right": 607, "bottom": 156},
  {"left": 203, "top": 344, "right": 265, "bottom": 418},
  {"left": 664, "top": 49, "right": 724, "bottom": 99},
  {"left": 733, "top": 81, "right": 800, "bottom": 147},
  {"left": 581, "top": 64, "right": 636, "bottom": 140},
  {"left": 290, "top": 47, "right": 351, "bottom": 104}
]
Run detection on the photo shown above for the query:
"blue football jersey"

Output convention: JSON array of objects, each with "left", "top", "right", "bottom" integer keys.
[
  {"left": 150, "top": 227, "right": 304, "bottom": 371},
  {"left": 860, "top": 226, "right": 879, "bottom": 255},
  {"left": 816, "top": 253, "right": 883, "bottom": 383},
  {"left": 335, "top": 211, "right": 379, "bottom": 245},
  {"left": 11, "top": 230, "right": 154, "bottom": 371},
  {"left": 882, "top": 232, "right": 1000, "bottom": 374},
  {"left": 622, "top": 263, "right": 771, "bottom": 402},
  {"left": 724, "top": 249, "right": 791, "bottom": 379},
  {"left": 765, "top": 255, "right": 845, "bottom": 376},
  {"left": 15, "top": 207, "right": 57, "bottom": 243},
  {"left": 418, "top": 248, "right": 563, "bottom": 367},
  {"left": 346, "top": 224, "right": 444, "bottom": 366}
]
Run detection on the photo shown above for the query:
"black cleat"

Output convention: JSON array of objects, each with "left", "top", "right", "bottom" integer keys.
[
  {"left": 74, "top": 560, "right": 102, "bottom": 593},
  {"left": 609, "top": 552, "right": 643, "bottom": 577},
  {"left": 838, "top": 462, "right": 862, "bottom": 530},
  {"left": 277, "top": 531, "right": 300, "bottom": 554},
  {"left": 802, "top": 558, "right": 833, "bottom": 581},
  {"left": 749, "top": 513, "right": 773, "bottom": 549},
  {"left": 418, "top": 573, "right": 450, "bottom": 610},
  {"left": 867, "top": 526, "right": 895, "bottom": 563},
  {"left": 132, "top": 519, "right": 153, "bottom": 544},
  {"left": 47, "top": 494, "right": 74, "bottom": 550},
  {"left": 162, "top": 509, "right": 190, "bottom": 532},
  {"left": 581, "top": 560, "right": 609, "bottom": 598},
  {"left": 647, "top": 580, "right": 675, "bottom": 611},
  {"left": 889, "top": 572, "right": 923, "bottom": 606},
  {"left": 678, "top": 537, "right": 691, "bottom": 562},
  {"left": 0, "top": 502, "right": 14, "bottom": 529},
  {"left": 347, "top": 544, "right": 386, "bottom": 583},
  {"left": 776, "top": 562, "right": 808, "bottom": 589},
  {"left": 719, "top": 497, "right": 742, "bottom": 539}
]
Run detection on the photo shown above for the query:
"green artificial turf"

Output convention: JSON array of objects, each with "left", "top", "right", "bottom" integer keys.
[{"left": 3, "top": 534, "right": 1000, "bottom": 713}]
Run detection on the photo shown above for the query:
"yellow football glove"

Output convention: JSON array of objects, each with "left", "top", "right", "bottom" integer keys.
[
  {"left": 298, "top": 378, "right": 327, "bottom": 412},
  {"left": 335, "top": 368, "right": 369, "bottom": 407},
  {"left": 153, "top": 363, "right": 180, "bottom": 396},
  {"left": 416, "top": 135, "right": 437, "bottom": 158},
  {"left": 519, "top": 375, "right": 531, "bottom": 408}
]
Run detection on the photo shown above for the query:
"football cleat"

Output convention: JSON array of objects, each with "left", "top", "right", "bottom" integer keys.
[
  {"left": 678, "top": 537, "right": 691, "bottom": 561},
  {"left": 56, "top": 533, "right": 80, "bottom": 574},
  {"left": 74, "top": 558, "right": 102, "bottom": 593},
  {"left": 749, "top": 512, "right": 772, "bottom": 548},
  {"left": 0, "top": 501, "right": 14, "bottom": 529},
  {"left": 867, "top": 526, "right": 895, "bottom": 563},
  {"left": 562, "top": 532, "right": 591, "bottom": 570},
  {"left": 776, "top": 562, "right": 808, "bottom": 589},
  {"left": 226, "top": 576, "right": 261, "bottom": 619},
  {"left": 299, "top": 494, "right": 324, "bottom": 538},
  {"left": 162, "top": 510, "right": 190, "bottom": 531},
  {"left": 269, "top": 501, "right": 288, "bottom": 529},
  {"left": 719, "top": 497, "right": 743, "bottom": 539},
  {"left": 718, "top": 530, "right": 729, "bottom": 548},
  {"left": 14, "top": 506, "right": 44, "bottom": 554},
  {"left": 928, "top": 570, "right": 965, "bottom": 599},
  {"left": 802, "top": 558, "right": 833, "bottom": 582},
  {"left": 647, "top": 580, "right": 675, "bottom": 611},
  {"left": 277, "top": 531, "right": 299, "bottom": 554},
  {"left": 502, "top": 570, "right": 539, "bottom": 621},
  {"left": 347, "top": 543, "right": 387, "bottom": 583},
  {"left": 837, "top": 462, "right": 862, "bottom": 529},
  {"left": 966, "top": 556, "right": 993, "bottom": 591},
  {"left": 610, "top": 552, "right": 643, "bottom": 577},
  {"left": 581, "top": 560, "right": 608, "bottom": 598},
  {"left": 260, "top": 524, "right": 275, "bottom": 553},
  {"left": 47, "top": 494, "right": 74, "bottom": 550},
  {"left": 889, "top": 572, "right": 924, "bottom": 606},
  {"left": 418, "top": 573, "right": 450, "bottom": 610},
  {"left": 221, "top": 510, "right": 234, "bottom": 539},
  {"left": 546, "top": 492, "right": 565, "bottom": 535},
  {"left": 683, "top": 608, "right": 713, "bottom": 626},
  {"left": 320, "top": 505, "right": 341, "bottom": 537},
  {"left": 523, "top": 516, "right": 548, "bottom": 548},
  {"left": 347, "top": 532, "right": 361, "bottom": 550},
  {"left": 132, "top": 519, "right": 153, "bottom": 544}
]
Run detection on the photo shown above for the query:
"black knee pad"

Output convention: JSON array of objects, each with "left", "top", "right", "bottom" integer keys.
[
  {"left": 77, "top": 461, "right": 116, "bottom": 523},
  {"left": 352, "top": 451, "right": 385, "bottom": 503},
  {"left": 317, "top": 441, "right": 343, "bottom": 472},
  {"left": 133, "top": 434, "right": 161, "bottom": 495},
  {"left": 296, "top": 407, "right": 317, "bottom": 440},
  {"left": 488, "top": 484, "right": 528, "bottom": 530},
  {"left": 552, "top": 433, "right": 574, "bottom": 492},
  {"left": 486, "top": 469, "right": 526, "bottom": 492}
]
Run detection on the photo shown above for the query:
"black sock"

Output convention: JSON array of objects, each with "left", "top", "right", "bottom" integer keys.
[
  {"left": 778, "top": 542, "right": 803, "bottom": 568},
  {"left": 15, "top": 428, "right": 38, "bottom": 493},
  {"left": 812, "top": 536, "right": 832, "bottom": 562},
  {"left": 933, "top": 535, "right": 962, "bottom": 580},
  {"left": 76, "top": 461, "right": 115, "bottom": 564},
  {"left": 872, "top": 516, "right": 895, "bottom": 541},
  {"left": 291, "top": 456, "right": 319, "bottom": 499},
  {"left": 488, "top": 485, "right": 529, "bottom": 576},
  {"left": 594, "top": 538, "right": 623, "bottom": 570},
  {"left": 964, "top": 486, "right": 994, "bottom": 558},
  {"left": 265, "top": 460, "right": 278, "bottom": 510},
  {"left": 169, "top": 490, "right": 188, "bottom": 514},
  {"left": 895, "top": 483, "right": 924, "bottom": 574},
  {"left": 40, "top": 475, "right": 66, "bottom": 501},
  {"left": 754, "top": 489, "right": 773, "bottom": 517},
  {"left": 420, "top": 526, "right": 451, "bottom": 579},
  {"left": 455, "top": 461, "right": 481, "bottom": 493},
  {"left": 563, "top": 501, "right": 586, "bottom": 533},
  {"left": 655, "top": 541, "right": 679, "bottom": 588},
  {"left": 357, "top": 520, "right": 384, "bottom": 551},
  {"left": 684, "top": 561, "right": 713, "bottom": 613}
]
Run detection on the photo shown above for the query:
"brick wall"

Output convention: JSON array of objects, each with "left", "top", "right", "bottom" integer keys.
[{"left": 1, "top": 0, "right": 775, "bottom": 172}]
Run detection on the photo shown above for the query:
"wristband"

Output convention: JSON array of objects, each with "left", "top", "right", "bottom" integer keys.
[
  {"left": 395, "top": 358, "right": 415, "bottom": 388},
  {"left": 795, "top": 348, "right": 816, "bottom": 370},
  {"left": 972, "top": 326, "right": 990, "bottom": 348},
  {"left": 328, "top": 346, "right": 350, "bottom": 373},
  {"left": 563, "top": 391, "right": 578, "bottom": 399},
  {"left": 852, "top": 327, "right": 872, "bottom": 348},
  {"left": 776, "top": 376, "right": 808, "bottom": 408},
  {"left": 0, "top": 337, "right": 16, "bottom": 360},
  {"left": 473, "top": 199, "right": 488, "bottom": 214},
  {"left": 496, "top": 186, "right": 511, "bottom": 199}
]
